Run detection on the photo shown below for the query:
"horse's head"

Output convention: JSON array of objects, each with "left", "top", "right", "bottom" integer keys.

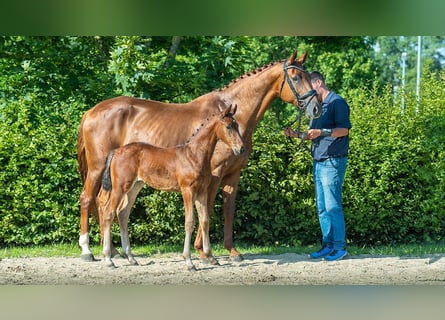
[
  {"left": 217, "top": 104, "right": 245, "bottom": 156},
  {"left": 280, "top": 50, "right": 322, "bottom": 119}
]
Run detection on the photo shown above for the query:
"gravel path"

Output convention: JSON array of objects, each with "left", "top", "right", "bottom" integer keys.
[{"left": 1, "top": 252, "right": 444, "bottom": 285}]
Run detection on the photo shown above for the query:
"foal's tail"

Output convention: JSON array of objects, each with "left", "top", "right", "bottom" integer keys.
[{"left": 101, "top": 150, "right": 115, "bottom": 191}]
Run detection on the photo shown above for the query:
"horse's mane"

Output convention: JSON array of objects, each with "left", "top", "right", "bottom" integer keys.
[
  {"left": 182, "top": 112, "right": 220, "bottom": 145},
  {"left": 215, "top": 60, "right": 281, "bottom": 92}
]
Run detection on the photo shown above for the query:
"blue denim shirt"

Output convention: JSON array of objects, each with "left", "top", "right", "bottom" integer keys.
[{"left": 310, "top": 91, "right": 352, "bottom": 161}]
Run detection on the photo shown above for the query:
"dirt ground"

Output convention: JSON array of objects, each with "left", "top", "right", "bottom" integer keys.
[{"left": 1, "top": 251, "right": 445, "bottom": 285}]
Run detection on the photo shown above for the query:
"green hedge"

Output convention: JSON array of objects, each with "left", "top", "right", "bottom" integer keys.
[
  {"left": 0, "top": 96, "right": 83, "bottom": 245},
  {"left": 344, "top": 75, "right": 445, "bottom": 246},
  {"left": 0, "top": 74, "right": 444, "bottom": 248}
]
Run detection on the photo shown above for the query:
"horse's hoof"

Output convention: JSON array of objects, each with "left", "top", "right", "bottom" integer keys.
[
  {"left": 105, "top": 261, "right": 116, "bottom": 268},
  {"left": 200, "top": 257, "right": 210, "bottom": 264},
  {"left": 129, "top": 259, "right": 139, "bottom": 266},
  {"left": 187, "top": 265, "right": 197, "bottom": 272},
  {"left": 199, "top": 255, "right": 218, "bottom": 264},
  {"left": 230, "top": 254, "right": 243, "bottom": 262},
  {"left": 111, "top": 246, "right": 121, "bottom": 257},
  {"left": 81, "top": 253, "right": 95, "bottom": 262}
]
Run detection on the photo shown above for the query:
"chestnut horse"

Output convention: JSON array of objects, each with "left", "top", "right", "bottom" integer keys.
[
  {"left": 77, "top": 50, "right": 321, "bottom": 261},
  {"left": 97, "top": 104, "right": 244, "bottom": 270}
]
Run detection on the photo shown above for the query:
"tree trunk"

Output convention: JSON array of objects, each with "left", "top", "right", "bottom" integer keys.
[{"left": 168, "top": 36, "right": 183, "bottom": 58}]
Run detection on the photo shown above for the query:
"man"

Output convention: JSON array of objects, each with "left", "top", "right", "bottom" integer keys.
[{"left": 284, "top": 71, "right": 352, "bottom": 261}]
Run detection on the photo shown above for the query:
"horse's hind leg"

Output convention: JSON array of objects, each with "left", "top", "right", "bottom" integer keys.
[
  {"left": 117, "top": 205, "right": 137, "bottom": 266},
  {"left": 101, "top": 202, "right": 117, "bottom": 268},
  {"left": 117, "top": 183, "right": 143, "bottom": 266},
  {"left": 100, "top": 187, "right": 140, "bottom": 260},
  {"left": 99, "top": 208, "right": 120, "bottom": 259},
  {"left": 79, "top": 170, "right": 103, "bottom": 261}
]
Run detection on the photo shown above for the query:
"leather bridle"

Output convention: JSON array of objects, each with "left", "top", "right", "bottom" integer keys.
[
  {"left": 280, "top": 60, "right": 317, "bottom": 111},
  {"left": 280, "top": 60, "right": 317, "bottom": 151}
]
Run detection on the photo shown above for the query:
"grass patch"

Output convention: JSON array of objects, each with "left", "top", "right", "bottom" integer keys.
[
  {"left": 0, "top": 241, "right": 444, "bottom": 259},
  {"left": 0, "top": 243, "right": 80, "bottom": 258}
]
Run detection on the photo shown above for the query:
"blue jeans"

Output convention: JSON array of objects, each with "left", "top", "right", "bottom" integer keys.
[{"left": 313, "top": 157, "right": 347, "bottom": 250}]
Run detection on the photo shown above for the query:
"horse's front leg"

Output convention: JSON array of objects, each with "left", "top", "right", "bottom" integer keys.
[
  {"left": 194, "top": 176, "right": 220, "bottom": 260},
  {"left": 195, "top": 194, "right": 218, "bottom": 266},
  {"left": 181, "top": 189, "right": 196, "bottom": 271},
  {"left": 221, "top": 172, "right": 243, "bottom": 261},
  {"left": 195, "top": 173, "right": 243, "bottom": 261}
]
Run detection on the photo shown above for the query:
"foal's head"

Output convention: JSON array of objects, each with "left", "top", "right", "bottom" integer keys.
[{"left": 216, "top": 104, "right": 245, "bottom": 156}]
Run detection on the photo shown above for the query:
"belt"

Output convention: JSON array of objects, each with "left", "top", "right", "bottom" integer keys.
[{"left": 315, "top": 155, "right": 347, "bottom": 162}]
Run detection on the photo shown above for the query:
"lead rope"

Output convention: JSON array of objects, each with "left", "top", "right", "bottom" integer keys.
[{"left": 285, "top": 107, "right": 311, "bottom": 153}]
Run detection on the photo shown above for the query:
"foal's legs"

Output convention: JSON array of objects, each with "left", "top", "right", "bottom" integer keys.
[
  {"left": 181, "top": 189, "right": 196, "bottom": 271},
  {"left": 100, "top": 192, "right": 118, "bottom": 268},
  {"left": 117, "top": 183, "right": 143, "bottom": 266},
  {"left": 194, "top": 176, "right": 220, "bottom": 260},
  {"left": 195, "top": 194, "right": 218, "bottom": 266},
  {"left": 99, "top": 183, "right": 131, "bottom": 268},
  {"left": 194, "top": 172, "right": 243, "bottom": 261}
]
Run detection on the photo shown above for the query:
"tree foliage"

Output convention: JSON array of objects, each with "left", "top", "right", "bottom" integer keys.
[
  {"left": 0, "top": 36, "right": 443, "bottom": 248},
  {"left": 374, "top": 36, "right": 445, "bottom": 91}
]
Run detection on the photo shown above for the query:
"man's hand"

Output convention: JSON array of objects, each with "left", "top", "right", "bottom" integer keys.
[
  {"left": 284, "top": 127, "right": 298, "bottom": 138},
  {"left": 306, "top": 129, "right": 321, "bottom": 140},
  {"left": 284, "top": 128, "right": 307, "bottom": 139}
]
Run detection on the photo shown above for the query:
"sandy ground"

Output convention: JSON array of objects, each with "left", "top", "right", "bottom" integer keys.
[{"left": 1, "top": 251, "right": 445, "bottom": 285}]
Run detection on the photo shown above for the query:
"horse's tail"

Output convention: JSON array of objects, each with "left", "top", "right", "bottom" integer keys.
[
  {"left": 101, "top": 150, "right": 115, "bottom": 192},
  {"left": 77, "top": 116, "right": 88, "bottom": 185}
]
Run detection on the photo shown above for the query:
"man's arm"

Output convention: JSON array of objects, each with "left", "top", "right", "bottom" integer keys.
[{"left": 306, "top": 128, "right": 349, "bottom": 140}]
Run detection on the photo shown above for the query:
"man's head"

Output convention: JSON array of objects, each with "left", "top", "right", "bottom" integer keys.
[
  {"left": 310, "top": 71, "right": 327, "bottom": 99},
  {"left": 310, "top": 71, "right": 324, "bottom": 86}
]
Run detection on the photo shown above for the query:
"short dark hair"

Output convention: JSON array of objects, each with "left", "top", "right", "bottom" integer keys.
[{"left": 310, "top": 71, "right": 325, "bottom": 83}]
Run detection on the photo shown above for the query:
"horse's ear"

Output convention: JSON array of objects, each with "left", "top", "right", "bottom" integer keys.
[
  {"left": 231, "top": 103, "right": 237, "bottom": 116},
  {"left": 297, "top": 51, "right": 308, "bottom": 64},
  {"left": 223, "top": 103, "right": 236, "bottom": 118},
  {"left": 288, "top": 50, "right": 298, "bottom": 64},
  {"left": 288, "top": 50, "right": 308, "bottom": 65},
  {"left": 221, "top": 103, "right": 230, "bottom": 117}
]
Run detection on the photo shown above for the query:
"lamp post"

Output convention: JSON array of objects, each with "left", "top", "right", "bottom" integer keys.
[
  {"left": 416, "top": 36, "right": 422, "bottom": 112},
  {"left": 401, "top": 51, "right": 407, "bottom": 111}
]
